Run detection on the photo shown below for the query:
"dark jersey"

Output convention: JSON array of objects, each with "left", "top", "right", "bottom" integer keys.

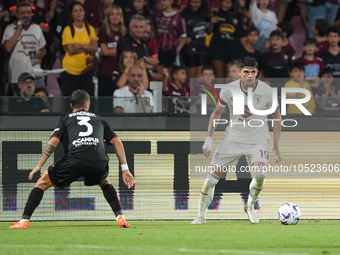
[
  {"left": 210, "top": 10, "right": 244, "bottom": 50},
  {"left": 259, "top": 51, "right": 290, "bottom": 78},
  {"left": 237, "top": 46, "right": 261, "bottom": 62},
  {"left": 319, "top": 50, "right": 340, "bottom": 78},
  {"left": 116, "top": 33, "right": 154, "bottom": 62},
  {"left": 50, "top": 110, "right": 117, "bottom": 168},
  {"left": 180, "top": 9, "right": 208, "bottom": 53}
]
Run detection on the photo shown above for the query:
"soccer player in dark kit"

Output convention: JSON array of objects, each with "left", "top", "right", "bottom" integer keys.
[{"left": 10, "top": 89, "right": 135, "bottom": 229}]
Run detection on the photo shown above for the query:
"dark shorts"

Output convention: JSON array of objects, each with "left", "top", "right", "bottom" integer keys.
[
  {"left": 158, "top": 47, "right": 177, "bottom": 68},
  {"left": 182, "top": 52, "right": 207, "bottom": 67},
  {"left": 48, "top": 156, "right": 109, "bottom": 189}
]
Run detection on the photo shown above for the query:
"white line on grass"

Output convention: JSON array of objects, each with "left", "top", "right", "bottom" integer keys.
[{"left": 0, "top": 244, "right": 311, "bottom": 255}]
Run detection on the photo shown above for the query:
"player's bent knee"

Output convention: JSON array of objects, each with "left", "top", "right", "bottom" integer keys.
[
  {"left": 252, "top": 163, "right": 267, "bottom": 179},
  {"left": 100, "top": 178, "right": 111, "bottom": 189}
]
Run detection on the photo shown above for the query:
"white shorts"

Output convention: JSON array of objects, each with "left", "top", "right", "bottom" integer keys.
[{"left": 210, "top": 137, "right": 269, "bottom": 167}]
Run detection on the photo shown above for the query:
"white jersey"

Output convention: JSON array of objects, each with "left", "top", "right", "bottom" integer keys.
[
  {"left": 250, "top": 1, "right": 277, "bottom": 39},
  {"left": 219, "top": 79, "right": 278, "bottom": 145},
  {"left": 2, "top": 22, "right": 46, "bottom": 83}
]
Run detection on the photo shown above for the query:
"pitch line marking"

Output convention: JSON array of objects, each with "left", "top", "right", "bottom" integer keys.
[{"left": 0, "top": 244, "right": 311, "bottom": 255}]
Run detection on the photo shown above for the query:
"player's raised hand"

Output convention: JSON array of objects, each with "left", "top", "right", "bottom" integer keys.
[
  {"left": 202, "top": 136, "right": 213, "bottom": 158},
  {"left": 122, "top": 170, "right": 135, "bottom": 189},
  {"left": 273, "top": 145, "right": 281, "bottom": 163},
  {"left": 29, "top": 165, "right": 42, "bottom": 180}
]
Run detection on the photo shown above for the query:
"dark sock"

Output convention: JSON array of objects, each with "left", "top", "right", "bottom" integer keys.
[
  {"left": 102, "top": 184, "right": 122, "bottom": 217},
  {"left": 22, "top": 187, "right": 45, "bottom": 220}
]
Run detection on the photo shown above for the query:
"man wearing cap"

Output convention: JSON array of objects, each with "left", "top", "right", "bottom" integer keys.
[{"left": 8, "top": 72, "right": 49, "bottom": 112}]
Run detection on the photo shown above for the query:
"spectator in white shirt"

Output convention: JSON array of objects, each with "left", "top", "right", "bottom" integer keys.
[{"left": 113, "top": 65, "right": 153, "bottom": 113}]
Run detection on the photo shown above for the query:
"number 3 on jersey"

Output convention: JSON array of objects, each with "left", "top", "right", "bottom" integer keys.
[{"left": 77, "top": 116, "right": 93, "bottom": 137}]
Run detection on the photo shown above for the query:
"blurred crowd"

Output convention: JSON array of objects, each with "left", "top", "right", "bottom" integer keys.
[{"left": 0, "top": 0, "right": 340, "bottom": 114}]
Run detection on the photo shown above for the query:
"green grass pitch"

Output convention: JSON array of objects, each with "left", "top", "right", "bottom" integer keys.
[{"left": 1, "top": 220, "right": 340, "bottom": 255}]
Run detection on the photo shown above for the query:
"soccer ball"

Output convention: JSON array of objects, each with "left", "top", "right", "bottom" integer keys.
[{"left": 277, "top": 203, "right": 301, "bottom": 225}]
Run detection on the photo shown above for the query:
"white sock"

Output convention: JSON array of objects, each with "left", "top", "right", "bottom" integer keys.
[
  {"left": 247, "top": 178, "right": 265, "bottom": 207},
  {"left": 198, "top": 174, "right": 219, "bottom": 218},
  {"left": 19, "top": 219, "right": 29, "bottom": 223}
]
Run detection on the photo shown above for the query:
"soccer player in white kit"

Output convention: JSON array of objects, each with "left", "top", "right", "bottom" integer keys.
[{"left": 191, "top": 56, "right": 282, "bottom": 224}]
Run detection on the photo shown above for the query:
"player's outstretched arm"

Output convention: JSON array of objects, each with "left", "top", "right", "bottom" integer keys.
[
  {"left": 110, "top": 137, "right": 135, "bottom": 189},
  {"left": 202, "top": 104, "right": 225, "bottom": 158},
  {"left": 271, "top": 108, "right": 282, "bottom": 163},
  {"left": 29, "top": 137, "right": 60, "bottom": 180}
]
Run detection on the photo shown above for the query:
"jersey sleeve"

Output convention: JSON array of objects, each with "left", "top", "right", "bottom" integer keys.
[
  {"left": 218, "top": 88, "right": 229, "bottom": 107},
  {"left": 102, "top": 120, "right": 117, "bottom": 144},
  {"left": 2, "top": 25, "right": 14, "bottom": 44},
  {"left": 62, "top": 26, "right": 73, "bottom": 46},
  {"left": 50, "top": 117, "right": 65, "bottom": 140},
  {"left": 89, "top": 25, "right": 99, "bottom": 40},
  {"left": 38, "top": 27, "right": 47, "bottom": 49}
]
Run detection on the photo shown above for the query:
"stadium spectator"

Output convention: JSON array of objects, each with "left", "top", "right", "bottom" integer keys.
[
  {"left": 180, "top": 0, "right": 210, "bottom": 83},
  {"left": 313, "top": 68, "right": 340, "bottom": 112},
  {"left": 207, "top": 0, "right": 244, "bottom": 78},
  {"left": 259, "top": 30, "right": 289, "bottom": 79},
  {"left": 319, "top": 26, "right": 340, "bottom": 79},
  {"left": 250, "top": 0, "right": 278, "bottom": 53},
  {"left": 24, "top": 0, "right": 49, "bottom": 33},
  {"left": 141, "top": 22, "right": 159, "bottom": 80},
  {"left": 284, "top": 60, "right": 316, "bottom": 114},
  {"left": 2, "top": 2, "right": 46, "bottom": 96},
  {"left": 312, "top": 19, "right": 329, "bottom": 56},
  {"left": 124, "top": 0, "right": 157, "bottom": 34},
  {"left": 9, "top": 72, "right": 49, "bottom": 112},
  {"left": 305, "top": 0, "right": 339, "bottom": 39},
  {"left": 98, "top": 5, "right": 126, "bottom": 100},
  {"left": 113, "top": 65, "right": 153, "bottom": 113},
  {"left": 237, "top": 26, "right": 261, "bottom": 61},
  {"left": 239, "top": 0, "right": 252, "bottom": 27},
  {"left": 167, "top": 66, "right": 190, "bottom": 113},
  {"left": 298, "top": 38, "right": 324, "bottom": 82},
  {"left": 277, "top": 21, "right": 295, "bottom": 60},
  {"left": 61, "top": 2, "right": 98, "bottom": 96},
  {"left": 154, "top": 0, "right": 186, "bottom": 84},
  {"left": 34, "top": 87, "right": 50, "bottom": 111},
  {"left": 112, "top": 50, "right": 148, "bottom": 89},
  {"left": 87, "top": 0, "right": 114, "bottom": 34},
  {"left": 226, "top": 60, "right": 240, "bottom": 81},
  {"left": 50, "top": 0, "right": 85, "bottom": 64},
  {"left": 9, "top": 89, "right": 134, "bottom": 229},
  {"left": 116, "top": 14, "right": 159, "bottom": 76}
]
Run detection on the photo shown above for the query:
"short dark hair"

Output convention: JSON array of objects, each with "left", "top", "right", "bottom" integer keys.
[
  {"left": 201, "top": 65, "right": 214, "bottom": 74},
  {"left": 290, "top": 60, "right": 305, "bottom": 72},
  {"left": 245, "top": 26, "right": 259, "bottom": 36},
  {"left": 277, "top": 21, "right": 294, "bottom": 38},
  {"left": 170, "top": 66, "right": 186, "bottom": 79},
  {"left": 17, "top": 2, "right": 31, "bottom": 11},
  {"left": 34, "top": 87, "right": 49, "bottom": 96},
  {"left": 239, "top": 56, "right": 258, "bottom": 70},
  {"left": 327, "top": 25, "right": 340, "bottom": 36},
  {"left": 304, "top": 38, "right": 319, "bottom": 47},
  {"left": 319, "top": 68, "right": 332, "bottom": 77},
  {"left": 270, "top": 30, "right": 284, "bottom": 40},
  {"left": 314, "top": 19, "right": 329, "bottom": 37},
  {"left": 70, "top": 89, "right": 90, "bottom": 109}
]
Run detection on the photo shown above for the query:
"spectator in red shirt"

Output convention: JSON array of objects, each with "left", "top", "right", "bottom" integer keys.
[
  {"left": 154, "top": 0, "right": 187, "bottom": 85},
  {"left": 86, "top": 0, "right": 114, "bottom": 34},
  {"left": 298, "top": 38, "right": 324, "bottom": 84},
  {"left": 277, "top": 21, "right": 295, "bottom": 60},
  {"left": 98, "top": 5, "right": 126, "bottom": 112},
  {"left": 167, "top": 66, "right": 190, "bottom": 113}
]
